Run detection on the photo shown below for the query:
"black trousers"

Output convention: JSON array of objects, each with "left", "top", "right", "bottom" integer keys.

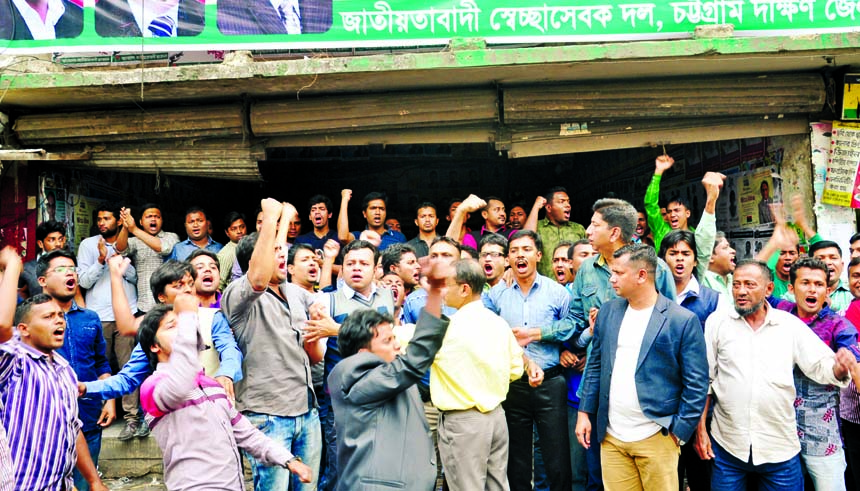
[
  {"left": 843, "top": 418, "right": 860, "bottom": 491},
  {"left": 503, "top": 374, "right": 572, "bottom": 491}
]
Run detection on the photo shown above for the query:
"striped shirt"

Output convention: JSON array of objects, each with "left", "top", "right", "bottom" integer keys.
[
  {"left": 0, "top": 333, "right": 81, "bottom": 491},
  {"left": 0, "top": 423, "right": 12, "bottom": 491},
  {"left": 123, "top": 230, "right": 180, "bottom": 312}
]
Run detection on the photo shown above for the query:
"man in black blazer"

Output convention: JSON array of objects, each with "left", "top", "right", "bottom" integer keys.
[
  {"left": 0, "top": 0, "right": 83, "bottom": 40},
  {"left": 217, "top": 0, "right": 332, "bottom": 35},
  {"left": 328, "top": 260, "right": 450, "bottom": 491},
  {"left": 576, "top": 243, "right": 708, "bottom": 490},
  {"left": 95, "top": 0, "right": 204, "bottom": 37}
]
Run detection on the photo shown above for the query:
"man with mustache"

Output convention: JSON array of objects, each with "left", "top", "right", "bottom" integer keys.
[
  {"left": 338, "top": 190, "right": 406, "bottom": 252},
  {"left": 216, "top": 211, "right": 247, "bottom": 292},
  {"left": 697, "top": 259, "right": 857, "bottom": 490},
  {"left": 77, "top": 204, "right": 143, "bottom": 441},
  {"left": 0, "top": 248, "right": 107, "bottom": 491},
  {"left": 116, "top": 203, "right": 180, "bottom": 313},
  {"left": 524, "top": 187, "right": 587, "bottom": 279},
  {"left": 296, "top": 195, "right": 339, "bottom": 250},
  {"left": 407, "top": 202, "right": 440, "bottom": 258},
  {"left": 38, "top": 249, "right": 115, "bottom": 491},
  {"left": 168, "top": 206, "right": 223, "bottom": 262},
  {"left": 381, "top": 243, "right": 422, "bottom": 293},
  {"left": 703, "top": 232, "right": 736, "bottom": 298},
  {"left": 222, "top": 199, "right": 324, "bottom": 491}
]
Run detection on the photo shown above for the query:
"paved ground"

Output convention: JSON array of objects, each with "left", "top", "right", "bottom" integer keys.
[{"left": 104, "top": 474, "right": 253, "bottom": 490}]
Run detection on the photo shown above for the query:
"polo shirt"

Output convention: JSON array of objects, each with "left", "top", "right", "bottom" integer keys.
[{"left": 351, "top": 228, "right": 405, "bottom": 251}]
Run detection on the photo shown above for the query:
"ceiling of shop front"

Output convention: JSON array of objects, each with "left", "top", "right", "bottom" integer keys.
[{"left": 0, "top": 47, "right": 857, "bottom": 113}]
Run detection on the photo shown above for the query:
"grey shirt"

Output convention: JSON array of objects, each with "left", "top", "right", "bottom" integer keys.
[{"left": 222, "top": 276, "right": 316, "bottom": 417}]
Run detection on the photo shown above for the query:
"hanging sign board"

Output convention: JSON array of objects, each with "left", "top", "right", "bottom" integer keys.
[
  {"left": 823, "top": 121, "right": 860, "bottom": 208},
  {"left": 2, "top": 0, "right": 860, "bottom": 55}
]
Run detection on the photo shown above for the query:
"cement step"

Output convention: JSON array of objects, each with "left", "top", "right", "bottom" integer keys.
[{"left": 98, "top": 421, "right": 162, "bottom": 479}]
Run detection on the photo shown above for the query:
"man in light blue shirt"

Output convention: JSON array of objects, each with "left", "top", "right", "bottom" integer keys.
[
  {"left": 484, "top": 229, "right": 572, "bottom": 491},
  {"left": 168, "top": 206, "right": 223, "bottom": 262}
]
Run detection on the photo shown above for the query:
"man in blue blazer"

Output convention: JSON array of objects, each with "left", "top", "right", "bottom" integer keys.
[
  {"left": 217, "top": 0, "right": 332, "bottom": 35},
  {"left": 576, "top": 243, "right": 708, "bottom": 490}
]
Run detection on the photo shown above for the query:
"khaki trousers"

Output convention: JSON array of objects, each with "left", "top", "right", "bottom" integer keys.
[
  {"left": 439, "top": 406, "right": 510, "bottom": 491},
  {"left": 601, "top": 431, "right": 680, "bottom": 491}
]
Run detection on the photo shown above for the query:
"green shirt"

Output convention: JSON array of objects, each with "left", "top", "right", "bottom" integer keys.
[
  {"left": 702, "top": 270, "right": 731, "bottom": 297},
  {"left": 643, "top": 173, "right": 715, "bottom": 278},
  {"left": 767, "top": 233, "right": 823, "bottom": 300},
  {"left": 536, "top": 218, "right": 586, "bottom": 278}
]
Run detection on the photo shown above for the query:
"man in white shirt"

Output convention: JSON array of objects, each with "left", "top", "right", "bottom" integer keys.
[
  {"left": 576, "top": 243, "right": 708, "bottom": 491},
  {"left": 695, "top": 259, "right": 858, "bottom": 491}
]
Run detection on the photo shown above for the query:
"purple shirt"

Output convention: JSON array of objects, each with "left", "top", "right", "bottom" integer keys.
[
  {"left": 141, "top": 313, "right": 292, "bottom": 490},
  {"left": 0, "top": 334, "right": 81, "bottom": 491},
  {"left": 776, "top": 302, "right": 860, "bottom": 455}
]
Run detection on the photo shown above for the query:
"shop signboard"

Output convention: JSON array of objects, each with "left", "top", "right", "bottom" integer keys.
[{"left": 2, "top": 0, "right": 860, "bottom": 55}]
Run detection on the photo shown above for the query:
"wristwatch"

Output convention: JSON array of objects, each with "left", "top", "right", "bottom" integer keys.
[{"left": 285, "top": 456, "right": 302, "bottom": 467}]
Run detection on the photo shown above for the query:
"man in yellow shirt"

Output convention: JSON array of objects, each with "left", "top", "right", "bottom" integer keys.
[{"left": 431, "top": 259, "right": 541, "bottom": 491}]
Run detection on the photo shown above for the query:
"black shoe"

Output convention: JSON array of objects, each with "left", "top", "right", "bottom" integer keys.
[
  {"left": 118, "top": 421, "right": 139, "bottom": 441},
  {"left": 134, "top": 418, "right": 150, "bottom": 438}
]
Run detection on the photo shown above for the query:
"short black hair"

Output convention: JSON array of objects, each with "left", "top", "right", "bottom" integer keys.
[
  {"left": 223, "top": 211, "right": 246, "bottom": 231},
  {"left": 666, "top": 195, "right": 691, "bottom": 212},
  {"left": 138, "top": 304, "right": 173, "bottom": 370},
  {"left": 36, "top": 220, "right": 66, "bottom": 243},
  {"left": 553, "top": 240, "right": 575, "bottom": 256},
  {"left": 789, "top": 257, "right": 830, "bottom": 285},
  {"left": 544, "top": 186, "right": 568, "bottom": 203},
  {"left": 338, "top": 309, "right": 395, "bottom": 359},
  {"left": 850, "top": 256, "right": 860, "bottom": 271},
  {"left": 362, "top": 192, "right": 388, "bottom": 211},
  {"left": 308, "top": 195, "right": 333, "bottom": 213},
  {"left": 139, "top": 203, "right": 162, "bottom": 215},
  {"left": 150, "top": 261, "right": 195, "bottom": 303},
  {"left": 14, "top": 293, "right": 54, "bottom": 325},
  {"left": 184, "top": 205, "right": 207, "bottom": 221},
  {"left": 430, "top": 236, "right": 461, "bottom": 252},
  {"left": 479, "top": 232, "right": 508, "bottom": 256},
  {"left": 483, "top": 196, "right": 504, "bottom": 211},
  {"left": 658, "top": 230, "right": 698, "bottom": 274},
  {"left": 568, "top": 239, "right": 591, "bottom": 260},
  {"left": 509, "top": 229, "right": 543, "bottom": 252},
  {"left": 236, "top": 232, "right": 258, "bottom": 274},
  {"left": 96, "top": 203, "right": 120, "bottom": 220},
  {"left": 36, "top": 249, "right": 76, "bottom": 278},
  {"left": 808, "top": 240, "right": 842, "bottom": 259},
  {"left": 288, "top": 243, "right": 315, "bottom": 266},
  {"left": 381, "top": 243, "right": 417, "bottom": 273},
  {"left": 613, "top": 243, "right": 658, "bottom": 277},
  {"left": 460, "top": 245, "right": 479, "bottom": 259},
  {"left": 415, "top": 201, "right": 437, "bottom": 216},
  {"left": 851, "top": 232, "right": 860, "bottom": 245},
  {"left": 187, "top": 249, "right": 220, "bottom": 269},
  {"left": 342, "top": 239, "right": 380, "bottom": 265}
]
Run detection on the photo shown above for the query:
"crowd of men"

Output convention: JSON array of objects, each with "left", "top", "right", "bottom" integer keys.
[{"left": 3, "top": 155, "right": 860, "bottom": 491}]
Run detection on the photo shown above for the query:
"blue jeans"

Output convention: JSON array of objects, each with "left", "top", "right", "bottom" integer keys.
[
  {"left": 567, "top": 406, "right": 588, "bottom": 491},
  {"left": 319, "top": 392, "right": 338, "bottom": 491},
  {"left": 243, "top": 409, "right": 322, "bottom": 491},
  {"left": 534, "top": 423, "right": 550, "bottom": 491},
  {"left": 711, "top": 440, "right": 802, "bottom": 491},
  {"left": 73, "top": 428, "right": 102, "bottom": 491}
]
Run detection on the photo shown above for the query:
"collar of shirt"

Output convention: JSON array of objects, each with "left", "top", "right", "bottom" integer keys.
[
  {"left": 202, "top": 292, "right": 222, "bottom": 309},
  {"left": 481, "top": 224, "right": 507, "bottom": 236},
  {"left": 67, "top": 300, "right": 84, "bottom": 313},
  {"left": 511, "top": 274, "right": 543, "bottom": 293},
  {"left": 18, "top": 340, "right": 70, "bottom": 367},
  {"left": 835, "top": 280, "right": 851, "bottom": 294},
  {"left": 182, "top": 236, "right": 216, "bottom": 247},
  {"left": 340, "top": 281, "right": 378, "bottom": 302},
  {"left": 11, "top": 0, "right": 65, "bottom": 39},
  {"left": 677, "top": 276, "right": 701, "bottom": 304},
  {"left": 126, "top": 0, "right": 179, "bottom": 37}
]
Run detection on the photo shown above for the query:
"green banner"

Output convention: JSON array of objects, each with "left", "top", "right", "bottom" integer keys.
[{"left": 1, "top": 0, "right": 859, "bottom": 55}]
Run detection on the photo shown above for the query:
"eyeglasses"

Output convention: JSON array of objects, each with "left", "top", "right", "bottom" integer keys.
[
  {"left": 48, "top": 266, "right": 79, "bottom": 274},
  {"left": 479, "top": 251, "right": 505, "bottom": 259}
]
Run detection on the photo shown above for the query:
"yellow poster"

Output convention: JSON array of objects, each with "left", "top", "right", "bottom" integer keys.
[{"left": 737, "top": 168, "right": 775, "bottom": 228}]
